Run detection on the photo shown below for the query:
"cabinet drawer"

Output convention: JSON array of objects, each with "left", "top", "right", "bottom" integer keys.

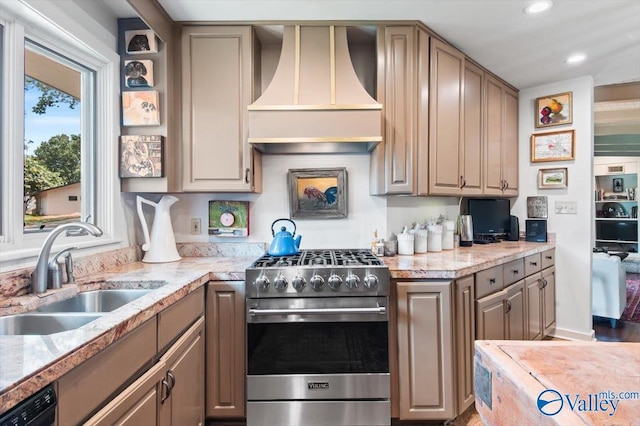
[
  {"left": 541, "top": 249, "right": 555, "bottom": 269},
  {"left": 503, "top": 258, "right": 524, "bottom": 286},
  {"left": 524, "top": 253, "right": 542, "bottom": 276},
  {"left": 57, "top": 318, "right": 157, "bottom": 426},
  {"left": 158, "top": 286, "right": 205, "bottom": 352},
  {"left": 475, "top": 265, "right": 504, "bottom": 299}
]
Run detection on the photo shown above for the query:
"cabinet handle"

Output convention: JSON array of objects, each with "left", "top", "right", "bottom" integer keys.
[
  {"left": 505, "top": 300, "right": 512, "bottom": 313},
  {"left": 460, "top": 175, "right": 466, "bottom": 188},
  {"left": 542, "top": 278, "right": 548, "bottom": 288},
  {"left": 530, "top": 261, "right": 538, "bottom": 266},
  {"left": 489, "top": 278, "right": 496, "bottom": 284},
  {"left": 505, "top": 181, "right": 509, "bottom": 190},
  {"left": 161, "top": 378, "right": 171, "bottom": 404},
  {"left": 245, "top": 168, "right": 251, "bottom": 184},
  {"left": 538, "top": 278, "right": 544, "bottom": 289},
  {"left": 545, "top": 255, "right": 553, "bottom": 260},
  {"left": 166, "top": 370, "right": 176, "bottom": 389},
  {"left": 512, "top": 269, "right": 519, "bottom": 275}
]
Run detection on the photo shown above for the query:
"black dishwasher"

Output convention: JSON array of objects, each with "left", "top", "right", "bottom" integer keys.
[{"left": 0, "top": 385, "right": 56, "bottom": 426}]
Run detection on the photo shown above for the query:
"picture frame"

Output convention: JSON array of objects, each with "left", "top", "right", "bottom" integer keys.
[
  {"left": 124, "top": 29, "right": 158, "bottom": 54},
  {"left": 530, "top": 129, "right": 575, "bottom": 163},
  {"left": 119, "top": 135, "right": 163, "bottom": 178},
  {"left": 537, "top": 168, "right": 568, "bottom": 189},
  {"left": 613, "top": 178, "right": 624, "bottom": 193},
  {"left": 288, "top": 168, "right": 347, "bottom": 219},
  {"left": 124, "top": 59, "right": 153, "bottom": 88},
  {"left": 208, "top": 201, "right": 250, "bottom": 237},
  {"left": 535, "top": 91, "right": 573, "bottom": 128},
  {"left": 122, "top": 90, "right": 160, "bottom": 126}
]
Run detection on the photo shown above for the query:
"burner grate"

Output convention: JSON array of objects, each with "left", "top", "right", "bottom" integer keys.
[{"left": 250, "top": 249, "right": 383, "bottom": 268}]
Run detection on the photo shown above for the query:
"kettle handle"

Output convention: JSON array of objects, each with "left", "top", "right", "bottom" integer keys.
[
  {"left": 136, "top": 196, "right": 157, "bottom": 252},
  {"left": 271, "top": 218, "right": 296, "bottom": 237}
]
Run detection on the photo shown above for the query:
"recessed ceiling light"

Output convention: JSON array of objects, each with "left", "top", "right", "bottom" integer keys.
[
  {"left": 566, "top": 53, "right": 586, "bottom": 64},
  {"left": 524, "top": 1, "right": 553, "bottom": 14}
]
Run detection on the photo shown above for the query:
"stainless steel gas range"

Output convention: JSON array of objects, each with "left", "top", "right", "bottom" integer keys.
[{"left": 245, "top": 249, "right": 391, "bottom": 426}]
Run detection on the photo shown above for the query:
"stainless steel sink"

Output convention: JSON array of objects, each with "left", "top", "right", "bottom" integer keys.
[
  {"left": 0, "top": 313, "right": 103, "bottom": 336},
  {"left": 37, "top": 289, "right": 153, "bottom": 313}
]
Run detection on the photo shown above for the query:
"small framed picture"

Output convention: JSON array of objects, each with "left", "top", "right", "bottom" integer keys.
[
  {"left": 613, "top": 178, "right": 624, "bottom": 193},
  {"left": 124, "top": 59, "right": 153, "bottom": 88},
  {"left": 125, "top": 29, "right": 158, "bottom": 54},
  {"left": 537, "top": 168, "right": 568, "bottom": 189},
  {"left": 535, "top": 91, "right": 573, "bottom": 128},
  {"left": 122, "top": 90, "right": 160, "bottom": 126},
  {"left": 119, "top": 135, "right": 163, "bottom": 178},
  {"left": 288, "top": 168, "right": 347, "bottom": 219},
  {"left": 530, "top": 129, "right": 575, "bottom": 163}
]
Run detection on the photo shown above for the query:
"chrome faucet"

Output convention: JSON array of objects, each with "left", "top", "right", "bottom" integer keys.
[{"left": 31, "top": 222, "right": 103, "bottom": 294}]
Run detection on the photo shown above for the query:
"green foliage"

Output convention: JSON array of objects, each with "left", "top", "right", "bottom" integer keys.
[
  {"left": 25, "top": 76, "right": 78, "bottom": 114},
  {"left": 33, "top": 134, "right": 81, "bottom": 185},
  {"left": 23, "top": 156, "right": 65, "bottom": 208}
]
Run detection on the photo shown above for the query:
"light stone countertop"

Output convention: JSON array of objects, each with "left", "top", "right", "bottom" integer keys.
[{"left": 0, "top": 239, "right": 555, "bottom": 413}]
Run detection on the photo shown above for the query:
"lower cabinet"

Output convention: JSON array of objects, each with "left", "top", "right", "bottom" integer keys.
[
  {"left": 526, "top": 266, "right": 556, "bottom": 339},
  {"left": 206, "top": 281, "right": 245, "bottom": 418},
  {"left": 454, "top": 275, "right": 475, "bottom": 414},
  {"left": 395, "top": 281, "right": 455, "bottom": 420}
]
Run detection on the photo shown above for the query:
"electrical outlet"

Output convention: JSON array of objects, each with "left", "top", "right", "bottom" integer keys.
[{"left": 190, "top": 218, "right": 201, "bottom": 235}]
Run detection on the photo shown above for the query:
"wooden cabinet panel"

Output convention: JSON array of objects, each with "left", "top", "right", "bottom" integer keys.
[
  {"left": 524, "top": 253, "right": 542, "bottom": 276},
  {"left": 159, "top": 317, "right": 205, "bottom": 426},
  {"left": 158, "top": 286, "right": 204, "bottom": 352},
  {"left": 461, "top": 61, "right": 483, "bottom": 195},
  {"left": 476, "top": 290, "right": 506, "bottom": 340},
  {"left": 475, "top": 265, "right": 504, "bottom": 299},
  {"left": 429, "top": 39, "right": 465, "bottom": 195},
  {"left": 541, "top": 249, "right": 555, "bottom": 269},
  {"left": 397, "top": 281, "right": 454, "bottom": 420},
  {"left": 505, "top": 281, "right": 526, "bottom": 340},
  {"left": 502, "top": 87, "right": 519, "bottom": 196},
  {"left": 454, "top": 275, "right": 475, "bottom": 414},
  {"left": 525, "top": 273, "right": 543, "bottom": 341},
  {"left": 503, "top": 258, "right": 524, "bottom": 287},
  {"left": 542, "top": 266, "right": 556, "bottom": 335},
  {"left": 181, "top": 26, "right": 260, "bottom": 192},
  {"left": 206, "top": 282, "right": 245, "bottom": 418}
]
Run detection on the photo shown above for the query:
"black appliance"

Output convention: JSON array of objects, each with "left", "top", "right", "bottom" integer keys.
[
  {"left": 245, "top": 249, "right": 390, "bottom": 426},
  {"left": 468, "top": 198, "right": 511, "bottom": 236},
  {"left": 506, "top": 215, "right": 519, "bottom": 241},
  {"left": 525, "top": 219, "right": 547, "bottom": 242},
  {"left": 0, "top": 385, "right": 56, "bottom": 426}
]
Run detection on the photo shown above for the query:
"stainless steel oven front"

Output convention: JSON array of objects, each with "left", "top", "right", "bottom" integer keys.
[{"left": 246, "top": 295, "right": 390, "bottom": 426}]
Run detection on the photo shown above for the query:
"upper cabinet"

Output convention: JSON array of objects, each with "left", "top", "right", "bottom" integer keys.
[{"left": 181, "top": 26, "right": 262, "bottom": 192}]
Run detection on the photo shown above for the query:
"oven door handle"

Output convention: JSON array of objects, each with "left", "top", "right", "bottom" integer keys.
[{"left": 248, "top": 305, "right": 387, "bottom": 317}]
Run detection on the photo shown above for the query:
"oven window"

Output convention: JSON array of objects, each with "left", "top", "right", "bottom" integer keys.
[{"left": 248, "top": 322, "right": 389, "bottom": 375}]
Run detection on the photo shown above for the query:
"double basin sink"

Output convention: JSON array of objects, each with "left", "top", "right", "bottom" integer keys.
[{"left": 0, "top": 289, "right": 152, "bottom": 336}]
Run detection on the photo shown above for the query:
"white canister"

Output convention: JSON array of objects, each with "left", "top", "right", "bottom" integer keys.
[
  {"left": 397, "top": 232, "right": 415, "bottom": 255},
  {"left": 414, "top": 229, "right": 428, "bottom": 253},
  {"left": 427, "top": 224, "right": 443, "bottom": 252},
  {"left": 442, "top": 220, "right": 455, "bottom": 250}
]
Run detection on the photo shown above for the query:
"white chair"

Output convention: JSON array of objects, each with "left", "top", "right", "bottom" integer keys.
[{"left": 592, "top": 252, "right": 627, "bottom": 328}]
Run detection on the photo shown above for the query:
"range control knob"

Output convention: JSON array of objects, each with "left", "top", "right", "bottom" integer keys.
[
  {"left": 254, "top": 276, "right": 270, "bottom": 291},
  {"left": 344, "top": 274, "right": 360, "bottom": 289},
  {"left": 363, "top": 274, "right": 379, "bottom": 289},
  {"left": 309, "top": 275, "right": 325, "bottom": 291},
  {"left": 273, "top": 275, "right": 288, "bottom": 291},
  {"left": 292, "top": 275, "right": 306, "bottom": 291},
  {"left": 327, "top": 275, "right": 342, "bottom": 291}
]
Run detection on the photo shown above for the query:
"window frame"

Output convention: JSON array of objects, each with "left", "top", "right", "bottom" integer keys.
[{"left": 0, "top": 1, "right": 124, "bottom": 267}]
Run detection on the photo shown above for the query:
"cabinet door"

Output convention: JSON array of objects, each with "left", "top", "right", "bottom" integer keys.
[
  {"left": 181, "top": 26, "right": 258, "bottom": 192},
  {"left": 383, "top": 26, "right": 417, "bottom": 194},
  {"left": 542, "top": 266, "right": 556, "bottom": 336},
  {"left": 502, "top": 86, "right": 519, "bottom": 196},
  {"left": 505, "top": 281, "right": 526, "bottom": 340},
  {"left": 483, "top": 75, "right": 504, "bottom": 195},
  {"left": 476, "top": 289, "right": 506, "bottom": 340},
  {"left": 525, "top": 273, "right": 543, "bottom": 340},
  {"left": 206, "top": 281, "right": 245, "bottom": 418},
  {"left": 159, "top": 317, "right": 205, "bottom": 426},
  {"left": 84, "top": 362, "right": 166, "bottom": 426},
  {"left": 397, "top": 281, "right": 454, "bottom": 420},
  {"left": 429, "top": 39, "right": 465, "bottom": 195},
  {"left": 454, "top": 275, "right": 475, "bottom": 414},
  {"left": 461, "top": 61, "right": 483, "bottom": 195}
]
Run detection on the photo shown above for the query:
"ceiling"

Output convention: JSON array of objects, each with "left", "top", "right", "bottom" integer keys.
[{"left": 100, "top": 0, "right": 640, "bottom": 135}]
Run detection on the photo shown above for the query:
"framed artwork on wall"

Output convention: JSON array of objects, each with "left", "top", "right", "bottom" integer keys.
[
  {"left": 534, "top": 91, "right": 573, "bottom": 128},
  {"left": 122, "top": 90, "right": 160, "bottom": 126},
  {"left": 124, "top": 60, "right": 153, "bottom": 88},
  {"left": 288, "top": 168, "right": 347, "bottom": 219},
  {"left": 537, "top": 168, "right": 568, "bottom": 189},
  {"left": 119, "top": 135, "right": 163, "bottom": 177},
  {"left": 530, "top": 129, "right": 575, "bottom": 163},
  {"left": 124, "top": 29, "right": 158, "bottom": 54}
]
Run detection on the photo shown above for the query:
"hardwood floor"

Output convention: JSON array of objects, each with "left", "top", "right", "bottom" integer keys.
[{"left": 594, "top": 317, "right": 640, "bottom": 342}]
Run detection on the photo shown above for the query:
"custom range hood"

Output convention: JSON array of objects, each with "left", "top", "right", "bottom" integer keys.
[{"left": 248, "top": 25, "right": 382, "bottom": 154}]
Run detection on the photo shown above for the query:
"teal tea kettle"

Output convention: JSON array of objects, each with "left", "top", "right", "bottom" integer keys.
[{"left": 268, "top": 218, "right": 302, "bottom": 256}]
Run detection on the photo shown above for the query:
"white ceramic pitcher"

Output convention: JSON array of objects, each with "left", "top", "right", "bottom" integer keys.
[{"left": 136, "top": 195, "right": 181, "bottom": 263}]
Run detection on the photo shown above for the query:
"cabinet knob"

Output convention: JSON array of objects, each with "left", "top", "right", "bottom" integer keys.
[
  {"left": 530, "top": 261, "right": 538, "bottom": 266},
  {"left": 545, "top": 255, "right": 553, "bottom": 260},
  {"left": 489, "top": 278, "right": 496, "bottom": 284},
  {"left": 512, "top": 269, "right": 519, "bottom": 275}
]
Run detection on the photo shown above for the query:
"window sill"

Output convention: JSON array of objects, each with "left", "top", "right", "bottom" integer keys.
[{"left": 0, "top": 237, "right": 126, "bottom": 266}]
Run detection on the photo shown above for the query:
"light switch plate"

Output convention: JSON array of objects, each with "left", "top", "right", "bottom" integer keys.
[
  {"left": 190, "top": 218, "right": 201, "bottom": 234},
  {"left": 555, "top": 201, "right": 577, "bottom": 214}
]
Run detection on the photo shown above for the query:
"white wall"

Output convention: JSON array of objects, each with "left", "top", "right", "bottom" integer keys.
[
  {"left": 512, "top": 76, "right": 594, "bottom": 341},
  {"left": 386, "top": 196, "right": 461, "bottom": 239}
]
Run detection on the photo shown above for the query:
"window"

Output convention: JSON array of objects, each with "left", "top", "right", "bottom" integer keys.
[{"left": 0, "top": 2, "right": 122, "bottom": 265}]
